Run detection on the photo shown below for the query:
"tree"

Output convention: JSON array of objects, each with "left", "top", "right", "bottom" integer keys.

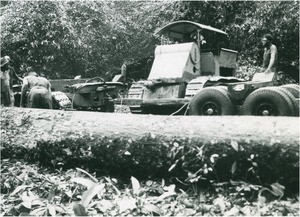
[{"left": 1, "top": 1, "right": 299, "bottom": 81}]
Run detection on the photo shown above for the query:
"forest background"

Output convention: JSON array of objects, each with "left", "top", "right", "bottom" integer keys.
[{"left": 1, "top": 0, "right": 299, "bottom": 82}]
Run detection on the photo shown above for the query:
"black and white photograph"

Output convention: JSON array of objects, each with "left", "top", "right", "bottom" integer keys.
[{"left": 1, "top": 0, "right": 299, "bottom": 216}]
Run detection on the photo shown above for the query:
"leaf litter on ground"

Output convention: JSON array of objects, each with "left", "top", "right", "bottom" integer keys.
[{"left": 1, "top": 159, "right": 299, "bottom": 216}]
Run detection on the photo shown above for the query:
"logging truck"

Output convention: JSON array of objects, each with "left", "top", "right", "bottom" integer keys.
[{"left": 125, "top": 20, "right": 299, "bottom": 116}]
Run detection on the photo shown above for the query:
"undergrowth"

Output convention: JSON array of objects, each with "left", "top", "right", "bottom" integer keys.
[{"left": 1, "top": 159, "right": 299, "bottom": 216}]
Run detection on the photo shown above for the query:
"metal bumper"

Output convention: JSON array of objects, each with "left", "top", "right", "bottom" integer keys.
[{"left": 115, "top": 98, "right": 189, "bottom": 106}]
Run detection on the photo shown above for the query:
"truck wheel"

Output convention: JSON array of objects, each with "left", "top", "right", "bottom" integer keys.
[
  {"left": 280, "top": 84, "right": 300, "bottom": 98},
  {"left": 273, "top": 87, "right": 299, "bottom": 116},
  {"left": 242, "top": 87, "right": 295, "bottom": 116},
  {"left": 188, "top": 87, "right": 235, "bottom": 116}
]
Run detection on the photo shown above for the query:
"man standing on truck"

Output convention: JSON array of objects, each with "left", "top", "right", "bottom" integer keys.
[
  {"left": 261, "top": 34, "right": 278, "bottom": 74},
  {"left": 20, "top": 71, "right": 52, "bottom": 109}
]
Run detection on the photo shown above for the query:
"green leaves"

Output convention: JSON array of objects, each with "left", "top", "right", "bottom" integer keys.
[
  {"left": 1, "top": 1, "right": 298, "bottom": 80},
  {"left": 130, "top": 176, "right": 141, "bottom": 195},
  {"left": 230, "top": 140, "right": 239, "bottom": 152},
  {"left": 10, "top": 184, "right": 33, "bottom": 196},
  {"left": 270, "top": 182, "right": 285, "bottom": 198},
  {"left": 117, "top": 197, "right": 137, "bottom": 213},
  {"left": 71, "top": 177, "right": 96, "bottom": 189},
  {"left": 75, "top": 167, "right": 98, "bottom": 183},
  {"left": 1, "top": 159, "right": 299, "bottom": 216},
  {"left": 81, "top": 184, "right": 105, "bottom": 207},
  {"left": 231, "top": 161, "right": 237, "bottom": 175},
  {"left": 73, "top": 203, "right": 88, "bottom": 216}
]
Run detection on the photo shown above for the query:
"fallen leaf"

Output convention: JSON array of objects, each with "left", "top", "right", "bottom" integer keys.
[
  {"left": 142, "top": 203, "right": 161, "bottom": 215},
  {"left": 73, "top": 202, "right": 88, "bottom": 216},
  {"left": 258, "top": 194, "right": 266, "bottom": 204},
  {"left": 224, "top": 206, "right": 240, "bottom": 216},
  {"left": 81, "top": 184, "right": 105, "bottom": 207},
  {"left": 230, "top": 140, "right": 239, "bottom": 152},
  {"left": 71, "top": 177, "right": 97, "bottom": 188},
  {"left": 48, "top": 204, "right": 56, "bottom": 216},
  {"left": 10, "top": 185, "right": 32, "bottom": 196},
  {"left": 118, "top": 198, "right": 136, "bottom": 213},
  {"left": 231, "top": 161, "right": 237, "bottom": 174},
  {"left": 270, "top": 182, "right": 285, "bottom": 197},
  {"left": 131, "top": 176, "right": 140, "bottom": 195},
  {"left": 213, "top": 196, "right": 226, "bottom": 214}
]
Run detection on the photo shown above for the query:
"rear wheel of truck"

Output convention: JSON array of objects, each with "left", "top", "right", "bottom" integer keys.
[
  {"left": 280, "top": 84, "right": 300, "bottom": 98},
  {"left": 242, "top": 87, "right": 295, "bottom": 116},
  {"left": 188, "top": 87, "right": 235, "bottom": 116},
  {"left": 272, "top": 87, "right": 299, "bottom": 116}
]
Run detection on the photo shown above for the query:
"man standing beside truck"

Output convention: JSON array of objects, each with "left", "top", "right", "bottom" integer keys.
[
  {"left": 1, "top": 56, "right": 11, "bottom": 106},
  {"left": 261, "top": 34, "right": 278, "bottom": 74},
  {"left": 1, "top": 56, "right": 22, "bottom": 106}
]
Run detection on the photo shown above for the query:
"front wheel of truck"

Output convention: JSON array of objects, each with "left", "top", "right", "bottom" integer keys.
[{"left": 188, "top": 87, "right": 235, "bottom": 116}]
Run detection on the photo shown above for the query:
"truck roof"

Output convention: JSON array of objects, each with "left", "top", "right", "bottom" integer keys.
[{"left": 156, "top": 20, "right": 228, "bottom": 38}]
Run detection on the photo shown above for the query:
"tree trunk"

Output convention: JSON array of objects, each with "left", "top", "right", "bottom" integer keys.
[{"left": 1, "top": 107, "right": 299, "bottom": 192}]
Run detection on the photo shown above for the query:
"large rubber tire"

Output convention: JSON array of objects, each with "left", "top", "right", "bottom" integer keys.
[
  {"left": 280, "top": 84, "right": 300, "bottom": 98},
  {"left": 274, "top": 87, "right": 299, "bottom": 116},
  {"left": 188, "top": 87, "right": 235, "bottom": 116},
  {"left": 242, "top": 87, "right": 295, "bottom": 116}
]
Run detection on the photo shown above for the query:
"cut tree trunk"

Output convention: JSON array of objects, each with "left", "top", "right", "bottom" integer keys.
[{"left": 1, "top": 107, "right": 299, "bottom": 192}]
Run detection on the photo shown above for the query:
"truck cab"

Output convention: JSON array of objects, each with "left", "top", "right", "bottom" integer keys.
[{"left": 156, "top": 20, "right": 238, "bottom": 77}]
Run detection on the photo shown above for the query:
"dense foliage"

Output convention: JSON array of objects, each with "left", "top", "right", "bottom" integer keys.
[
  {"left": 1, "top": 1, "right": 299, "bottom": 81},
  {"left": 1, "top": 159, "right": 299, "bottom": 216}
]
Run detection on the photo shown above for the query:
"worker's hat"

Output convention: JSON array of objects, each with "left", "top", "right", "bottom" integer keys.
[{"left": 0, "top": 56, "right": 11, "bottom": 67}]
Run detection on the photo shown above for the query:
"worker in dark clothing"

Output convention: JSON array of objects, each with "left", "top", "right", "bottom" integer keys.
[
  {"left": 261, "top": 34, "right": 278, "bottom": 74},
  {"left": 20, "top": 71, "right": 52, "bottom": 109},
  {"left": 0, "top": 56, "right": 22, "bottom": 106},
  {"left": 5, "top": 56, "right": 22, "bottom": 88},
  {"left": 1, "top": 56, "right": 11, "bottom": 106}
]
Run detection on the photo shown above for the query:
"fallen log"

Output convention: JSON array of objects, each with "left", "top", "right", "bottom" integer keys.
[{"left": 1, "top": 107, "right": 299, "bottom": 193}]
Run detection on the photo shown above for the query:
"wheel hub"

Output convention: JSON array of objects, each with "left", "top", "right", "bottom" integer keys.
[
  {"left": 202, "top": 102, "right": 219, "bottom": 115},
  {"left": 262, "top": 110, "right": 269, "bottom": 116},
  {"left": 207, "top": 108, "right": 214, "bottom": 115},
  {"left": 256, "top": 102, "right": 276, "bottom": 116}
]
